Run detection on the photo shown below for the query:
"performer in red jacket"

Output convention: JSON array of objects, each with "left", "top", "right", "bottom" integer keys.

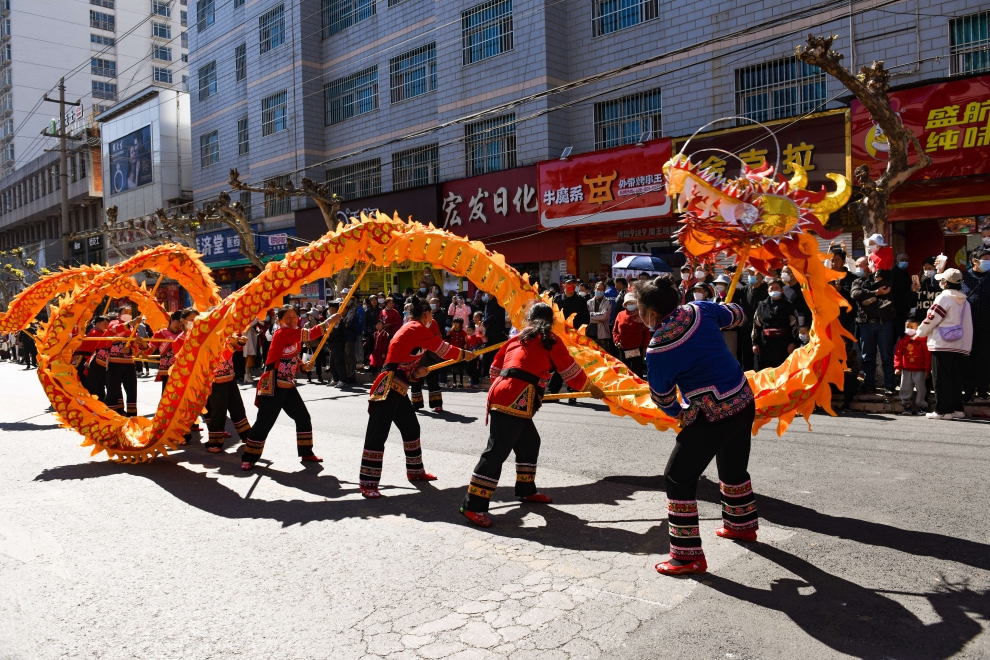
[
  {"left": 152, "top": 310, "right": 194, "bottom": 390},
  {"left": 408, "top": 309, "right": 445, "bottom": 412},
  {"left": 204, "top": 334, "right": 252, "bottom": 452},
  {"left": 104, "top": 305, "right": 147, "bottom": 416},
  {"left": 84, "top": 316, "right": 112, "bottom": 401},
  {"left": 239, "top": 306, "right": 339, "bottom": 470},
  {"left": 612, "top": 293, "right": 650, "bottom": 377},
  {"left": 460, "top": 302, "right": 604, "bottom": 527},
  {"left": 359, "top": 296, "right": 473, "bottom": 498}
]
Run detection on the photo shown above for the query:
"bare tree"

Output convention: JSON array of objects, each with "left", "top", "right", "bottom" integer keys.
[
  {"left": 208, "top": 190, "right": 265, "bottom": 270},
  {"left": 229, "top": 168, "right": 342, "bottom": 232},
  {"left": 797, "top": 35, "right": 931, "bottom": 237},
  {"left": 0, "top": 246, "right": 49, "bottom": 311},
  {"left": 103, "top": 206, "right": 127, "bottom": 261},
  {"left": 154, "top": 207, "right": 199, "bottom": 249}
]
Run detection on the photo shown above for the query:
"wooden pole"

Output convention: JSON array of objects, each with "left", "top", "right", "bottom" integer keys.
[
  {"left": 724, "top": 248, "right": 750, "bottom": 304},
  {"left": 542, "top": 387, "right": 650, "bottom": 401},
  {"left": 426, "top": 340, "right": 506, "bottom": 372},
  {"left": 304, "top": 260, "right": 373, "bottom": 369}
]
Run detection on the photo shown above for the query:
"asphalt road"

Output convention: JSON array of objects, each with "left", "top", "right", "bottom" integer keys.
[{"left": 0, "top": 362, "right": 987, "bottom": 660}]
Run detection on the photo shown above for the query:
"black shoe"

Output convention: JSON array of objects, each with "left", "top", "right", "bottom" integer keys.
[
  {"left": 899, "top": 405, "right": 913, "bottom": 416},
  {"left": 884, "top": 388, "right": 896, "bottom": 396}
]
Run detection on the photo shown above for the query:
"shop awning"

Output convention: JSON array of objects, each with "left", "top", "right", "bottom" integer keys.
[
  {"left": 205, "top": 254, "right": 287, "bottom": 270},
  {"left": 889, "top": 174, "right": 990, "bottom": 222}
]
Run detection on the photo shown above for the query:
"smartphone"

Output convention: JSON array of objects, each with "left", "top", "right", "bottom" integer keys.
[{"left": 911, "top": 274, "right": 920, "bottom": 287}]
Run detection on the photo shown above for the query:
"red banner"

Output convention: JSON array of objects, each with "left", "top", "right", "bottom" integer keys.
[
  {"left": 852, "top": 74, "right": 990, "bottom": 181},
  {"left": 537, "top": 139, "right": 673, "bottom": 229},
  {"left": 440, "top": 166, "right": 539, "bottom": 239}
]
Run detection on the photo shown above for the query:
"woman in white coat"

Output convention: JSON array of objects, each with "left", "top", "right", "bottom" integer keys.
[
  {"left": 916, "top": 268, "right": 973, "bottom": 420},
  {"left": 243, "top": 320, "right": 259, "bottom": 384}
]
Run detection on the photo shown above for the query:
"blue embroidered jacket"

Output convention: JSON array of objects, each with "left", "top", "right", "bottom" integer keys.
[{"left": 646, "top": 301, "right": 753, "bottom": 425}]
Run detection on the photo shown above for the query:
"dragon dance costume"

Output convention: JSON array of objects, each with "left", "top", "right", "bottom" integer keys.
[
  {"left": 359, "top": 320, "right": 465, "bottom": 494},
  {"left": 240, "top": 323, "right": 324, "bottom": 465},
  {"left": 461, "top": 333, "right": 588, "bottom": 515},
  {"left": 409, "top": 319, "right": 444, "bottom": 411},
  {"left": 104, "top": 320, "right": 140, "bottom": 416},
  {"left": 646, "top": 300, "right": 758, "bottom": 569}
]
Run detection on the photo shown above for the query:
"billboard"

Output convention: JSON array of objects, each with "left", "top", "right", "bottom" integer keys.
[{"left": 108, "top": 125, "right": 153, "bottom": 194}]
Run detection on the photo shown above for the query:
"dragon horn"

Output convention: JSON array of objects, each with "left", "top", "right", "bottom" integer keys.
[
  {"left": 787, "top": 162, "right": 808, "bottom": 191},
  {"left": 808, "top": 173, "right": 851, "bottom": 222}
]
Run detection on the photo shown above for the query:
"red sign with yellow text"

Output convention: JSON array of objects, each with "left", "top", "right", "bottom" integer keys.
[
  {"left": 537, "top": 139, "right": 673, "bottom": 229},
  {"left": 852, "top": 74, "right": 990, "bottom": 181}
]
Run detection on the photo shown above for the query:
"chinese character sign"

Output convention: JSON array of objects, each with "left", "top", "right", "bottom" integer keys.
[
  {"left": 195, "top": 228, "right": 241, "bottom": 262},
  {"left": 537, "top": 139, "right": 673, "bottom": 229},
  {"left": 441, "top": 166, "right": 540, "bottom": 239},
  {"left": 852, "top": 74, "right": 990, "bottom": 181}
]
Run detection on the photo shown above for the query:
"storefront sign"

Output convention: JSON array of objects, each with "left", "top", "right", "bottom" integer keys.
[
  {"left": 195, "top": 228, "right": 245, "bottom": 262},
  {"left": 538, "top": 139, "right": 673, "bottom": 229},
  {"left": 673, "top": 110, "right": 849, "bottom": 188},
  {"left": 576, "top": 220, "right": 679, "bottom": 245},
  {"left": 295, "top": 185, "right": 440, "bottom": 241},
  {"left": 441, "top": 166, "right": 539, "bottom": 238},
  {"left": 852, "top": 74, "right": 990, "bottom": 180},
  {"left": 256, "top": 227, "right": 296, "bottom": 258}
]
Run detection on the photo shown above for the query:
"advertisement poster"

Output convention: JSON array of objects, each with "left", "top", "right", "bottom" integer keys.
[{"left": 109, "top": 125, "right": 153, "bottom": 194}]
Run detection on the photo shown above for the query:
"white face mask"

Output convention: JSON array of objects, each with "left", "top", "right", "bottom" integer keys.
[
  {"left": 119, "top": 313, "right": 132, "bottom": 323},
  {"left": 430, "top": 303, "right": 438, "bottom": 310},
  {"left": 681, "top": 272, "right": 691, "bottom": 281},
  {"left": 715, "top": 284, "right": 727, "bottom": 293},
  {"left": 798, "top": 333, "right": 809, "bottom": 342},
  {"left": 768, "top": 290, "right": 782, "bottom": 300},
  {"left": 693, "top": 292, "right": 706, "bottom": 301},
  {"left": 781, "top": 273, "right": 792, "bottom": 283},
  {"left": 625, "top": 303, "right": 637, "bottom": 312},
  {"left": 983, "top": 236, "right": 990, "bottom": 246},
  {"left": 868, "top": 244, "right": 880, "bottom": 254},
  {"left": 923, "top": 270, "right": 935, "bottom": 278},
  {"left": 185, "top": 320, "right": 194, "bottom": 330},
  {"left": 694, "top": 270, "right": 705, "bottom": 280},
  {"left": 905, "top": 328, "right": 916, "bottom": 336}
]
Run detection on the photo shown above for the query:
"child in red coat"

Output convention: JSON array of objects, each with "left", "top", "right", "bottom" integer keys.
[
  {"left": 465, "top": 322, "right": 486, "bottom": 389},
  {"left": 894, "top": 318, "right": 932, "bottom": 415},
  {"left": 369, "top": 320, "right": 390, "bottom": 374},
  {"left": 445, "top": 318, "right": 468, "bottom": 388}
]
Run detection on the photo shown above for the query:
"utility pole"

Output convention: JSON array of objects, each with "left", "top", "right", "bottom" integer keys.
[{"left": 42, "top": 78, "right": 81, "bottom": 268}]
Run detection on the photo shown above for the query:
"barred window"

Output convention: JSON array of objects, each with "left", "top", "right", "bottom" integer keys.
[
  {"left": 237, "top": 117, "right": 249, "bottom": 155},
  {"left": 239, "top": 191, "right": 252, "bottom": 222},
  {"left": 154, "top": 67, "right": 173, "bottom": 83},
  {"left": 181, "top": 31, "right": 188, "bottom": 48},
  {"left": 735, "top": 56, "right": 827, "bottom": 122},
  {"left": 326, "top": 159, "right": 381, "bottom": 201},
  {"left": 91, "top": 57, "right": 116, "bottom": 78},
  {"left": 235, "top": 0, "right": 245, "bottom": 7},
  {"left": 90, "top": 10, "right": 115, "bottom": 31},
  {"left": 91, "top": 0, "right": 114, "bottom": 8},
  {"left": 259, "top": 4, "right": 285, "bottom": 54},
  {"left": 152, "top": 0, "right": 171, "bottom": 17},
  {"left": 465, "top": 114, "right": 516, "bottom": 176},
  {"left": 92, "top": 80, "right": 117, "bottom": 101},
  {"left": 392, "top": 144, "right": 438, "bottom": 191},
  {"left": 153, "top": 21, "right": 171, "bottom": 38},
  {"left": 322, "top": 0, "right": 375, "bottom": 39},
  {"left": 198, "top": 61, "right": 217, "bottom": 100},
  {"left": 153, "top": 45, "right": 172, "bottom": 61},
  {"left": 462, "top": 0, "right": 512, "bottom": 66},
  {"left": 950, "top": 10, "right": 990, "bottom": 75},
  {"left": 324, "top": 66, "right": 378, "bottom": 125},
  {"left": 264, "top": 175, "right": 291, "bottom": 217},
  {"left": 91, "top": 33, "right": 115, "bottom": 46},
  {"left": 592, "top": 0, "right": 658, "bottom": 37},
  {"left": 200, "top": 131, "right": 219, "bottom": 168},
  {"left": 389, "top": 43, "right": 436, "bottom": 104},
  {"left": 594, "top": 88, "right": 662, "bottom": 150},
  {"left": 235, "top": 43, "right": 246, "bottom": 81},
  {"left": 181, "top": 10, "right": 187, "bottom": 26},
  {"left": 261, "top": 90, "right": 288, "bottom": 136},
  {"left": 196, "top": 0, "right": 214, "bottom": 31}
]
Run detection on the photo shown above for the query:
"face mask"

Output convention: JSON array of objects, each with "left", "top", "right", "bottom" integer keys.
[
  {"left": 768, "top": 291, "right": 782, "bottom": 300},
  {"left": 764, "top": 277, "right": 774, "bottom": 285},
  {"left": 905, "top": 328, "right": 916, "bottom": 337},
  {"left": 377, "top": 297, "right": 384, "bottom": 304},
  {"left": 898, "top": 261, "right": 909, "bottom": 269},
  {"left": 798, "top": 334, "right": 809, "bottom": 343},
  {"left": 868, "top": 244, "right": 880, "bottom": 254},
  {"left": 823, "top": 260, "right": 832, "bottom": 268},
  {"left": 625, "top": 303, "right": 637, "bottom": 312},
  {"left": 119, "top": 314, "right": 132, "bottom": 323},
  {"left": 855, "top": 268, "right": 865, "bottom": 277},
  {"left": 715, "top": 284, "right": 727, "bottom": 293},
  {"left": 746, "top": 275, "right": 757, "bottom": 285},
  {"left": 430, "top": 303, "right": 438, "bottom": 310},
  {"left": 693, "top": 292, "right": 705, "bottom": 301},
  {"left": 694, "top": 270, "right": 705, "bottom": 280},
  {"left": 481, "top": 294, "right": 489, "bottom": 302},
  {"left": 978, "top": 260, "right": 990, "bottom": 273},
  {"left": 185, "top": 320, "right": 194, "bottom": 330},
  {"left": 594, "top": 290, "right": 604, "bottom": 298},
  {"left": 681, "top": 272, "right": 691, "bottom": 281},
  {"left": 781, "top": 273, "right": 792, "bottom": 283},
  {"left": 564, "top": 286, "right": 576, "bottom": 294},
  {"left": 419, "top": 287, "right": 427, "bottom": 293},
  {"left": 923, "top": 270, "right": 935, "bottom": 278},
  {"left": 983, "top": 237, "right": 990, "bottom": 246}
]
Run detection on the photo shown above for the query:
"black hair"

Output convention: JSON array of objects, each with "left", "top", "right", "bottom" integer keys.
[
  {"left": 830, "top": 248, "right": 847, "bottom": 261},
  {"left": 943, "top": 280, "right": 962, "bottom": 291},
  {"left": 767, "top": 278, "right": 785, "bottom": 289},
  {"left": 632, "top": 275, "right": 679, "bottom": 321},
  {"left": 276, "top": 305, "right": 296, "bottom": 320},
  {"left": 451, "top": 317, "right": 463, "bottom": 326},
  {"left": 922, "top": 255, "right": 936, "bottom": 266},
  {"left": 181, "top": 308, "right": 198, "bottom": 320},
  {"left": 170, "top": 310, "right": 184, "bottom": 323},
  {"left": 605, "top": 278, "right": 615, "bottom": 286},
  {"left": 518, "top": 302, "right": 556, "bottom": 350},
  {"left": 93, "top": 315, "right": 109, "bottom": 325},
  {"left": 971, "top": 247, "right": 989, "bottom": 262},
  {"left": 615, "top": 277, "right": 627, "bottom": 287},
  {"left": 407, "top": 294, "right": 428, "bottom": 320}
]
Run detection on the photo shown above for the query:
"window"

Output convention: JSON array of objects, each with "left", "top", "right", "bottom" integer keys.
[
  {"left": 152, "top": 0, "right": 171, "bottom": 17},
  {"left": 465, "top": 114, "right": 515, "bottom": 176},
  {"left": 91, "top": 57, "right": 116, "bottom": 78},
  {"left": 389, "top": 43, "right": 436, "bottom": 104},
  {"left": 261, "top": 90, "right": 288, "bottom": 135},
  {"left": 196, "top": 0, "right": 214, "bottom": 31},
  {"left": 91, "top": 33, "right": 116, "bottom": 46},
  {"left": 322, "top": 0, "right": 375, "bottom": 39},
  {"left": 182, "top": 53, "right": 188, "bottom": 62},
  {"left": 462, "top": 0, "right": 512, "bottom": 66},
  {"left": 237, "top": 117, "right": 249, "bottom": 154},
  {"left": 326, "top": 159, "right": 381, "bottom": 201},
  {"left": 181, "top": 75, "right": 188, "bottom": 91},
  {"left": 90, "top": 10, "right": 115, "bottom": 31},
  {"left": 264, "top": 175, "right": 291, "bottom": 217},
  {"left": 181, "top": 31, "right": 188, "bottom": 48},
  {"left": 153, "top": 45, "right": 172, "bottom": 61},
  {"left": 735, "top": 56, "right": 827, "bottom": 122},
  {"left": 950, "top": 11, "right": 990, "bottom": 75},
  {"left": 154, "top": 67, "right": 173, "bottom": 83},
  {"left": 392, "top": 144, "right": 438, "bottom": 191},
  {"left": 92, "top": 80, "right": 117, "bottom": 100},
  {"left": 594, "top": 88, "right": 662, "bottom": 150},
  {"left": 234, "top": 0, "right": 245, "bottom": 7},
  {"left": 200, "top": 130, "right": 219, "bottom": 168},
  {"left": 91, "top": 0, "right": 114, "bottom": 8},
  {"left": 239, "top": 191, "right": 252, "bottom": 221},
  {"left": 592, "top": 0, "right": 658, "bottom": 37},
  {"left": 198, "top": 61, "right": 217, "bottom": 100},
  {"left": 324, "top": 66, "right": 378, "bottom": 125},
  {"left": 153, "top": 22, "right": 171, "bottom": 38},
  {"left": 259, "top": 4, "right": 285, "bottom": 54},
  {"left": 235, "top": 43, "right": 246, "bottom": 81},
  {"left": 0, "top": 43, "right": 8, "bottom": 63},
  {"left": 181, "top": 10, "right": 187, "bottom": 26}
]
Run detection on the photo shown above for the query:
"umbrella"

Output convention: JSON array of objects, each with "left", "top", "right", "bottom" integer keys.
[{"left": 612, "top": 255, "right": 671, "bottom": 272}]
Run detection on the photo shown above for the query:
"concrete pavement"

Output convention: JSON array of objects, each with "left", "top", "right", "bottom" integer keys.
[{"left": 0, "top": 362, "right": 987, "bottom": 659}]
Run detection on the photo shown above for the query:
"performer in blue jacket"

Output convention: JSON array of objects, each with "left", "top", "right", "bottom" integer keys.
[{"left": 635, "top": 274, "right": 758, "bottom": 576}]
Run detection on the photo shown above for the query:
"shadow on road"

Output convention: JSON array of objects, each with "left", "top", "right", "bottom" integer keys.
[{"left": 0, "top": 421, "right": 62, "bottom": 432}]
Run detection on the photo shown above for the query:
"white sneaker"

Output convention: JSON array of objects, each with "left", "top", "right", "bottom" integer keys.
[
  {"left": 925, "top": 412, "right": 952, "bottom": 420},
  {"left": 952, "top": 411, "right": 966, "bottom": 419}
]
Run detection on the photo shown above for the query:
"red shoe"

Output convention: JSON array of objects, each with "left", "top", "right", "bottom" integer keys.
[
  {"left": 223, "top": 432, "right": 232, "bottom": 438},
  {"left": 433, "top": 406, "right": 443, "bottom": 413},
  {"left": 240, "top": 461, "right": 254, "bottom": 471},
  {"left": 206, "top": 446, "right": 222, "bottom": 454},
  {"left": 301, "top": 455, "right": 323, "bottom": 463},
  {"left": 360, "top": 488, "right": 383, "bottom": 499},
  {"left": 460, "top": 509, "right": 493, "bottom": 528},
  {"left": 520, "top": 493, "right": 553, "bottom": 504},
  {"left": 408, "top": 472, "right": 438, "bottom": 481},
  {"left": 655, "top": 558, "right": 708, "bottom": 575},
  {"left": 715, "top": 527, "right": 758, "bottom": 542}
]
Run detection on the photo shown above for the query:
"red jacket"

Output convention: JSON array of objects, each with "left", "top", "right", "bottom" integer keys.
[
  {"left": 486, "top": 334, "right": 588, "bottom": 420},
  {"left": 894, "top": 334, "right": 931, "bottom": 372},
  {"left": 379, "top": 308, "right": 402, "bottom": 337},
  {"left": 86, "top": 328, "right": 113, "bottom": 367},
  {"left": 152, "top": 328, "right": 181, "bottom": 381},
  {"left": 446, "top": 328, "right": 467, "bottom": 349},
  {"left": 370, "top": 330, "right": 390, "bottom": 368},
  {"left": 369, "top": 320, "right": 464, "bottom": 400},
  {"left": 612, "top": 310, "right": 650, "bottom": 356}
]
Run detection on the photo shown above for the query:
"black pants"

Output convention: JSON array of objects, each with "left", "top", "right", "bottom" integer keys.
[
  {"left": 240, "top": 386, "right": 313, "bottom": 464},
  {"left": 233, "top": 351, "right": 246, "bottom": 382},
  {"left": 624, "top": 355, "right": 645, "bottom": 378},
  {"left": 105, "top": 362, "right": 137, "bottom": 416},
  {"left": 841, "top": 337, "right": 861, "bottom": 406},
  {"left": 932, "top": 351, "right": 966, "bottom": 415},
  {"left": 410, "top": 353, "right": 442, "bottom": 410},
  {"left": 360, "top": 388, "right": 425, "bottom": 489},
  {"left": 87, "top": 362, "right": 107, "bottom": 401},
  {"left": 329, "top": 344, "right": 347, "bottom": 382},
  {"left": 965, "top": 329, "right": 990, "bottom": 399},
  {"left": 207, "top": 380, "right": 251, "bottom": 448},
  {"left": 462, "top": 411, "right": 540, "bottom": 513},
  {"left": 24, "top": 349, "right": 37, "bottom": 368},
  {"left": 309, "top": 346, "right": 326, "bottom": 381},
  {"left": 664, "top": 402, "right": 757, "bottom": 561},
  {"left": 739, "top": 326, "right": 756, "bottom": 371}
]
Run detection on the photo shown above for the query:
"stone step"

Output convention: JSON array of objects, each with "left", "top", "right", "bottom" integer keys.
[{"left": 830, "top": 393, "right": 990, "bottom": 417}]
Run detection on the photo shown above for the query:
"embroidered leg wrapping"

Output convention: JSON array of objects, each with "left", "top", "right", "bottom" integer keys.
[
  {"left": 206, "top": 431, "right": 226, "bottom": 449},
  {"left": 428, "top": 389, "right": 443, "bottom": 408},
  {"left": 296, "top": 431, "right": 313, "bottom": 455},
  {"left": 242, "top": 437, "right": 265, "bottom": 463},
  {"left": 403, "top": 438, "right": 425, "bottom": 478},
  {"left": 514, "top": 462, "right": 537, "bottom": 498},
  {"left": 125, "top": 402, "right": 137, "bottom": 417},
  {"left": 360, "top": 450, "right": 383, "bottom": 490},
  {"left": 464, "top": 473, "right": 499, "bottom": 513},
  {"left": 667, "top": 499, "right": 704, "bottom": 561},
  {"left": 233, "top": 418, "right": 252, "bottom": 437},
  {"left": 410, "top": 387, "right": 424, "bottom": 410},
  {"left": 720, "top": 479, "right": 758, "bottom": 534}
]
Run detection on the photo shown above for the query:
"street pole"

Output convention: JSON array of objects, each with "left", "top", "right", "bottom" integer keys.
[{"left": 42, "top": 78, "right": 80, "bottom": 268}]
